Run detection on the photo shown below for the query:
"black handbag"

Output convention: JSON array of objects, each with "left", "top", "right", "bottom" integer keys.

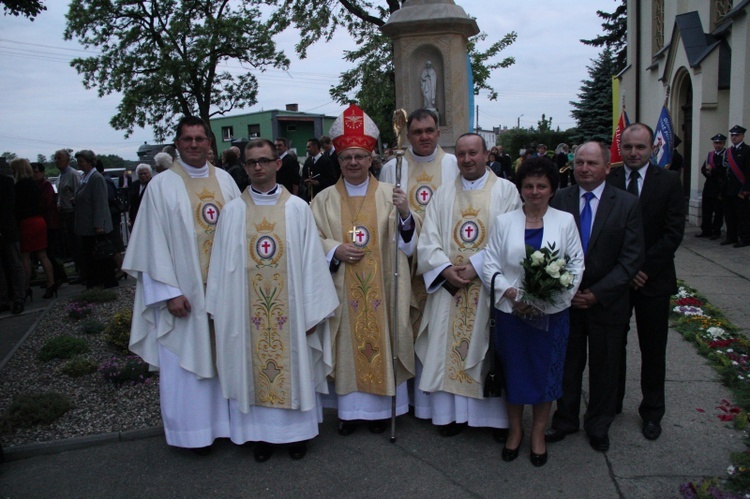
[
  {"left": 484, "top": 272, "right": 505, "bottom": 398},
  {"left": 93, "top": 235, "right": 116, "bottom": 261}
]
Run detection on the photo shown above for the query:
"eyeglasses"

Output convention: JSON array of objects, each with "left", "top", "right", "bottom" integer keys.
[
  {"left": 339, "top": 153, "right": 371, "bottom": 163},
  {"left": 244, "top": 157, "right": 275, "bottom": 167},
  {"left": 178, "top": 136, "right": 209, "bottom": 144}
]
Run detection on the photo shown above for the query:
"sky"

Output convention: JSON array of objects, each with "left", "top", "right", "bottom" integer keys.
[{"left": 0, "top": 0, "right": 612, "bottom": 160}]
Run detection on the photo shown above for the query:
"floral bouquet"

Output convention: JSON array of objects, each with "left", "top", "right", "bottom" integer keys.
[{"left": 517, "top": 242, "right": 575, "bottom": 315}]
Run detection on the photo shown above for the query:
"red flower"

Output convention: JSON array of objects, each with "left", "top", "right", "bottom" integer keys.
[
  {"left": 709, "top": 339, "right": 739, "bottom": 349},
  {"left": 675, "top": 297, "right": 704, "bottom": 306}
]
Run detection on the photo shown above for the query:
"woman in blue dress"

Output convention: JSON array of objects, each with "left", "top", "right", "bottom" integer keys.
[{"left": 483, "top": 157, "right": 584, "bottom": 466}]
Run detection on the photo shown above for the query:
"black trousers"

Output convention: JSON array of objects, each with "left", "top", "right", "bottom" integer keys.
[
  {"left": 700, "top": 195, "right": 723, "bottom": 236},
  {"left": 80, "top": 235, "right": 117, "bottom": 288},
  {"left": 551, "top": 308, "right": 625, "bottom": 438},
  {"left": 724, "top": 195, "right": 750, "bottom": 243},
  {"left": 617, "top": 292, "right": 670, "bottom": 423}
]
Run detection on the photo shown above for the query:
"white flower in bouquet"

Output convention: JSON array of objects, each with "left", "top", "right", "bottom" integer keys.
[
  {"left": 545, "top": 260, "right": 562, "bottom": 279},
  {"left": 559, "top": 272, "right": 574, "bottom": 287},
  {"left": 530, "top": 251, "right": 545, "bottom": 267}
]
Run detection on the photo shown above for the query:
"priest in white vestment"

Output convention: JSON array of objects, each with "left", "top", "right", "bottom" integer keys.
[
  {"left": 123, "top": 117, "right": 241, "bottom": 453},
  {"left": 380, "top": 109, "right": 459, "bottom": 339},
  {"left": 311, "top": 104, "right": 417, "bottom": 436},
  {"left": 416, "top": 133, "right": 521, "bottom": 439},
  {"left": 206, "top": 138, "right": 338, "bottom": 462}
]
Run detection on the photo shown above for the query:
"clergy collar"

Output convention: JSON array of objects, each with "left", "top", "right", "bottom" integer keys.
[
  {"left": 409, "top": 146, "right": 438, "bottom": 163},
  {"left": 249, "top": 184, "right": 281, "bottom": 203},
  {"left": 344, "top": 176, "right": 369, "bottom": 196},
  {"left": 461, "top": 169, "right": 489, "bottom": 190},
  {"left": 177, "top": 159, "right": 209, "bottom": 178},
  {"left": 250, "top": 184, "right": 279, "bottom": 196}
]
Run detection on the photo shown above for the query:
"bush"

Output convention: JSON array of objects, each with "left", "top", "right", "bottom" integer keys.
[
  {"left": 66, "top": 301, "right": 95, "bottom": 320},
  {"left": 79, "top": 319, "right": 105, "bottom": 335},
  {"left": 5, "top": 392, "right": 72, "bottom": 428},
  {"left": 76, "top": 288, "right": 118, "bottom": 303},
  {"left": 38, "top": 335, "right": 90, "bottom": 361},
  {"left": 61, "top": 357, "right": 98, "bottom": 377},
  {"left": 105, "top": 308, "right": 133, "bottom": 352},
  {"left": 99, "top": 356, "right": 154, "bottom": 387}
]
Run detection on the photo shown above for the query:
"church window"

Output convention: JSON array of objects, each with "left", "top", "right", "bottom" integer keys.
[{"left": 653, "top": 0, "right": 665, "bottom": 53}]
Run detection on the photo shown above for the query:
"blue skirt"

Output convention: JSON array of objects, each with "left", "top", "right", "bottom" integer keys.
[{"left": 493, "top": 308, "right": 569, "bottom": 405}]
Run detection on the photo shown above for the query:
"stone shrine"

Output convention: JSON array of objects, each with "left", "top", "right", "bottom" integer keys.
[{"left": 381, "top": 0, "right": 479, "bottom": 150}]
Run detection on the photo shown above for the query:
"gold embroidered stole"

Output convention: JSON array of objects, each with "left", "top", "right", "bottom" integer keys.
[
  {"left": 171, "top": 163, "right": 226, "bottom": 284},
  {"left": 336, "top": 180, "right": 390, "bottom": 395},
  {"left": 443, "top": 174, "right": 497, "bottom": 396},
  {"left": 243, "top": 189, "right": 293, "bottom": 409},
  {"left": 404, "top": 148, "right": 446, "bottom": 338}
]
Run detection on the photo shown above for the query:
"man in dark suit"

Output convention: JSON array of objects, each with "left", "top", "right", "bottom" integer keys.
[
  {"left": 301, "top": 137, "right": 337, "bottom": 203},
  {"left": 608, "top": 123, "right": 685, "bottom": 441},
  {"left": 722, "top": 125, "right": 750, "bottom": 247},
  {"left": 128, "top": 163, "right": 152, "bottom": 229},
  {"left": 697, "top": 134, "right": 727, "bottom": 239},
  {"left": 274, "top": 137, "right": 301, "bottom": 196},
  {"left": 545, "top": 141, "right": 644, "bottom": 452}
]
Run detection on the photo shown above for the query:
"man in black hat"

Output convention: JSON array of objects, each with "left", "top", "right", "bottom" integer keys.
[
  {"left": 697, "top": 134, "right": 727, "bottom": 239},
  {"left": 722, "top": 125, "right": 750, "bottom": 248}
]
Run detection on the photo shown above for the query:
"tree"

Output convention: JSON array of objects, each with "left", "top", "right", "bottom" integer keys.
[
  {"left": 1, "top": 0, "right": 46, "bottom": 20},
  {"left": 1, "top": 151, "right": 18, "bottom": 161},
  {"left": 268, "top": 1, "right": 516, "bottom": 144},
  {"left": 581, "top": 0, "right": 627, "bottom": 74},
  {"left": 570, "top": 48, "right": 616, "bottom": 144},
  {"left": 497, "top": 120, "right": 577, "bottom": 162},
  {"left": 64, "top": 1, "right": 289, "bottom": 142}
]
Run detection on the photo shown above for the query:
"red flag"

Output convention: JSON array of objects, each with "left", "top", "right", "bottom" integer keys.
[{"left": 610, "top": 109, "right": 629, "bottom": 167}]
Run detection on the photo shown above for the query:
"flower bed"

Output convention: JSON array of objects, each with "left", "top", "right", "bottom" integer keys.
[
  {"left": 0, "top": 285, "right": 160, "bottom": 448},
  {"left": 672, "top": 284, "right": 750, "bottom": 497}
]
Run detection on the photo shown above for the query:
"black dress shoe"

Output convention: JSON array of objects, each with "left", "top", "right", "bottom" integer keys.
[
  {"left": 589, "top": 435, "right": 610, "bottom": 452},
  {"left": 530, "top": 448, "right": 548, "bottom": 467},
  {"left": 642, "top": 420, "right": 662, "bottom": 440},
  {"left": 721, "top": 239, "right": 738, "bottom": 246},
  {"left": 288, "top": 441, "right": 308, "bottom": 460},
  {"left": 710, "top": 234, "right": 722, "bottom": 240},
  {"left": 544, "top": 427, "right": 577, "bottom": 443},
  {"left": 338, "top": 420, "right": 357, "bottom": 436},
  {"left": 501, "top": 431, "right": 523, "bottom": 462},
  {"left": 438, "top": 421, "right": 467, "bottom": 437},
  {"left": 367, "top": 419, "right": 388, "bottom": 434},
  {"left": 11, "top": 302, "right": 24, "bottom": 315},
  {"left": 191, "top": 446, "right": 211, "bottom": 456},
  {"left": 254, "top": 442, "right": 274, "bottom": 462},
  {"left": 695, "top": 232, "right": 710, "bottom": 238},
  {"left": 734, "top": 241, "right": 750, "bottom": 248},
  {"left": 492, "top": 428, "right": 509, "bottom": 443}
]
